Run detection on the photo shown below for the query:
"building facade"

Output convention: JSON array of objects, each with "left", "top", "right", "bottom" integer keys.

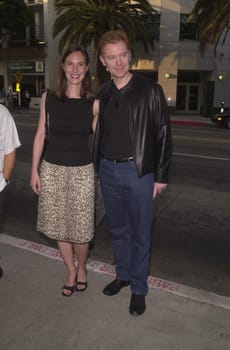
[{"left": 0, "top": 0, "right": 229, "bottom": 115}]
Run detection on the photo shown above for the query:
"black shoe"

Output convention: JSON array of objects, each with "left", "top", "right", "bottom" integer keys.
[
  {"left": 76, "top": 281, "right": 88, "bottom": 292},
  {"left": 103, "top": 278, "right": 130, "bottom": 296},
  {"left": 129, "top": 294, "right": 146, "bottom": 316},
  {"left": 62, "top": 284, "right": 75, "bottom": 297},
  {"left": 0, "top": 266, "right": 3, "bottom": 279}
]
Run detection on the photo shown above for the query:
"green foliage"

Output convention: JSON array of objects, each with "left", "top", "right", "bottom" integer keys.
[
  {"left": 53, "top": 0, "right": 158, "bottom": 53},
  {"left": 0, "top": 0, "right": 32, "bottom": 37},
  {"left": 189, "top": 0, "right": 230, "bottom": 52}
]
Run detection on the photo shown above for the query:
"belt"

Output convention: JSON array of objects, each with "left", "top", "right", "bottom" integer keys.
[{"left": 102, "top": 155, "right": 134, "bottom": 163}]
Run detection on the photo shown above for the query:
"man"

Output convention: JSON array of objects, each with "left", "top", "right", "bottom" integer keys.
[
  {"left": 23, "top": 90, "right": 31, "bottom": 108},
  {"left": 93, "top": 30, "right": 172, "bottom": 316},
  {"left": 0, "top": 104, "right": 21, "bottom": 278}
]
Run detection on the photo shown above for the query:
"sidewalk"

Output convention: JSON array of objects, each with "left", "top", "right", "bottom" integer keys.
[{"left": 1, "top": 234, "right": 230, "bottom": 350}]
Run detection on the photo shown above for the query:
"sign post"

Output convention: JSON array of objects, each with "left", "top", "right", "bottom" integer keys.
[{"left": 15, "top": 71, "right": 23, "bottom": 107}]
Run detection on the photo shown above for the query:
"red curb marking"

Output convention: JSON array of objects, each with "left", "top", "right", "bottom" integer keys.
[
  {"left": 0, "top": 234, "right": 180, "bottom": 294},
  {"left": 171, "top": 120, "right": 206, "bottom": 126},
  {"left": 2, "top": 234, "right": 230, "bottom": 310}
]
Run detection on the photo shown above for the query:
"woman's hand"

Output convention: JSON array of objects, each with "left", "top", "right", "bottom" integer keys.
[{"left": 30, "top": 170, "right": 41, "bottom": 194}]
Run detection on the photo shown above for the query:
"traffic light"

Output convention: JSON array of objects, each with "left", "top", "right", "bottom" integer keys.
[{"left": 16, "top": 83, "right": 20, "bottom": 92}]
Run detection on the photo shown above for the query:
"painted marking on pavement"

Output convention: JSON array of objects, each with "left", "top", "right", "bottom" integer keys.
[
  {"left": 173, "top": 152, "right": 229, "bottom": 161},
  {"left": 171, "top": 120, "right": 207, "bottom": 127},
  {"left": 1, "top": 233, "right": 230, "bottom": 310}
]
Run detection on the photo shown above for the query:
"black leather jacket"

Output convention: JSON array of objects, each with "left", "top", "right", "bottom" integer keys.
[{"left": 93, "top": 74, "right": 173, "bottom": 183}]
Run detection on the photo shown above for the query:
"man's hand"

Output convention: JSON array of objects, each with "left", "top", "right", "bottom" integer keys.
[{"left": 153, "top": 182, "right": 168, "bottom": 198}]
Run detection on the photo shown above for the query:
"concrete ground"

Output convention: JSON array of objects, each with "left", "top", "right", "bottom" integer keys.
[
  {"left": 1, "top": 112, "right": 229, "bottom": 349},
  {"left": 0, "top": 234, "right": 230, "bottom": 350}
]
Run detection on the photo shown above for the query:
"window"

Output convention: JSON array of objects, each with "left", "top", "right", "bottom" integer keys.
[
  {"left": 26, "top": 0, "right": 43, "bottom": 4},
  {"left": 177, "top": 70, "right": 200, "bottom": 83},
  {"left": 180, "top": 14, "right": 198, "bottom": 41}
]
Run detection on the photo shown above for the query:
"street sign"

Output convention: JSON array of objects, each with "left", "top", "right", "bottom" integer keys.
[{"left": 15, "top": 71, "right": 23, "bottom": 83}]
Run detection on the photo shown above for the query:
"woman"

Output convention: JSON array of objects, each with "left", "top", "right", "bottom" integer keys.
[{"left": 31, "top": 45, "right": 95, "bottom": 297}]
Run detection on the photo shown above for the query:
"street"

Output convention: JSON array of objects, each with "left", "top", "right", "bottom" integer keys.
[{"left": 3, "top": 108, "right": 230, "bottom": 297}]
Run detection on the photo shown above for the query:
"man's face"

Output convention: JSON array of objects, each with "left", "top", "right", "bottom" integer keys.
[{"left": 100, "top": 40, "right": 131, "bottom": 80}]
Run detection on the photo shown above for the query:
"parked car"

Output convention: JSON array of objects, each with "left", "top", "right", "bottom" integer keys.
[{"left": 211, "top": 112, "right": 230, "bottom": 129}]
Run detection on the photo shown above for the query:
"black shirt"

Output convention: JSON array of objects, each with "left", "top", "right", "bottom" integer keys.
[{"left": 102, "top": 79, "right": 133, "bottom": 159}]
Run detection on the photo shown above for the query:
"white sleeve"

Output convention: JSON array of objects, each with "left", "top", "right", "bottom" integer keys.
[{"left": 4, "top": 116, "right": 21, "bottom": 155}]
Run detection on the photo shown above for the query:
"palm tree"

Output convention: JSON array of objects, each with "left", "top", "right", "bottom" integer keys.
[
  {"left": 189, "top": 0, "right": 230, "bottom": 54},
  {"left": 53, "top": 0, "right": 158, "bottom": 84}
]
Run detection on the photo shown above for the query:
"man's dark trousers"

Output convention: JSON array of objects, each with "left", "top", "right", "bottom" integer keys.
[
  {"left": 0, "top": 186, "right": 8, "bottom": 277},
  {"left": 99, "top": 158, "right": 154, "bottom": 295},
  {"left": 0, "top": 186, "right": 8, "bottom": 232}
]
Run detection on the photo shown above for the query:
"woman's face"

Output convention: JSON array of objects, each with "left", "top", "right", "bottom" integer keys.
[{"left": 62, "top": 51, "right": 89, "bottom": 86}]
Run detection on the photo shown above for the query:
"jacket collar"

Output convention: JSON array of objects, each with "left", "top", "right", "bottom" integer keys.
[{"left": 111, "top": 73, "right": 135, "bottom": 96}]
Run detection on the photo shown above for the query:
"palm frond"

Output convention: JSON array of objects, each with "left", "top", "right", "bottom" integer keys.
[
  {"left": 53, "top": 0, "right": 158, "bottom": 83},
  {"left": 53, "top": 0, "right": 157, "bottom": 52},
  {"left": 189, "top": 0, "right": 230, "bottom": 52}
]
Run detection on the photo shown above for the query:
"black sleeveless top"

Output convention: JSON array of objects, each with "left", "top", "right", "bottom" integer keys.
[{"left": 44, "top": 94, "right": 93, "bottom": 166}]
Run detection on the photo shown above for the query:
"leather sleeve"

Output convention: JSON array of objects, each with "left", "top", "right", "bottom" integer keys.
[{"left": 153, "top": 84, "right": 173, "bottom": 183}]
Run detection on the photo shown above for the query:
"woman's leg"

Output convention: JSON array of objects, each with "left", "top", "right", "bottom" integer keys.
[
  {"left": 57, "top": 241, "right": 77, "bottom": 295},
  {"left": 73, "top": 242, "right": 89, "bottom": 290}
]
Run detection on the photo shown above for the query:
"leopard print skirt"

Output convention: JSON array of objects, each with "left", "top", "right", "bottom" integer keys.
[{"left": 37, "top": 160, "right": 95, "bottom": 243}]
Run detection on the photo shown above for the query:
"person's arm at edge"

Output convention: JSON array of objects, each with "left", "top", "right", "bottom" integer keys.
[
  {"left": 92, "top": 99, "right": 99, "bottom": 133},
  {"left": 30, "top": 92, "right": 47, "bottom": 194},
  {"left": 3, "top": 150, "right": 16, "bottom": 182},
  {"left": 1, "top": 108, "right": 21, "bottom": 187}
]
